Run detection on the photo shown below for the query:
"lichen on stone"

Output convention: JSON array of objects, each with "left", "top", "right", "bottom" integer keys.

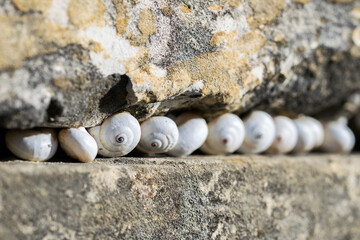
[
  {"left": 0, "top": 14, "right": 102, "bottom": 70},
  {"left": 12, "top": 0, "right": 52, "bottom": 12},
  {"left": 68, "top": 0, "right": 106, "bottom": 29},
  {"left": 247, "top": 0, "right": 286, "bottom": 28}
]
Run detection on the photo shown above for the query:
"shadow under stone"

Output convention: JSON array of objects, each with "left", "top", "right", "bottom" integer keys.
[{"left": 99, "top": 74, "right": 130, "bottom": 115}]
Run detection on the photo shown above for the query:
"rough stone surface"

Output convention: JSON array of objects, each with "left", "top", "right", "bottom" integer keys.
[
  {"left": 0, "top": 155, "right": 359, "bottom": 239},
  {"left": 0, "top": 0, "right": 360, "bottom": 128}
]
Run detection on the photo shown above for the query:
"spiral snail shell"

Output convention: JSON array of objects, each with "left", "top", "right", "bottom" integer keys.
[
  {"left": 137, "top": 116, "right": 179, "bottom": 154},
  {"left": 238, "top": 111, "right": 276, "bottom": 154},
  {"left": 293, "top": 117, "right": 317, "bottom": 153},
  {"left": 167, "top": 113, "right": 208, "bottom": 157},
  {"left": 267, "top": 116, "right": 298, "bottom": 154},
  {"left": 321, "top": 118, "right": 355, "bottom": 153},
  {"left": 59, "top": 127, "right": 98, "bottom": 163},
  {"left": 88, "top": 112, "right": 141, "bottom": 157},
  {"left": 200, "top": 113, "right": 245, "bottom": 155},
  {"left": 302, "top": 116, "right": 324, "bottom": 148},
  {"left": 5, "top": 128, "right": 58, "bottom": 162}
]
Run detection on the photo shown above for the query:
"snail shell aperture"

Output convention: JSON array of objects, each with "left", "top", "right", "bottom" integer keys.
[
  {"left": 267, "top": 116, "right": 298, "bottom": 154},
  {"left": 200, "top": 113, "right": 245, "bottom": 155},
  {"left": 167, "top": 113, "right": 208, "bottom": 157},
  {"left": 238, "top": 111, "right": 276, "bottom": 154},
  {"left": 88, "top": 112, "right": 141, "bottom": 157},
  {"left": 6, "top": 128, "right": 58, "bottom": 162},
  {"left": 137, "top": 116, "right": 179, "bottom": 154},
  {"left": 59, "top": 127, "right": 98, "bottom": 163},
  {"left": 321, "top": 118, "right": 355, "bottom": 153}
]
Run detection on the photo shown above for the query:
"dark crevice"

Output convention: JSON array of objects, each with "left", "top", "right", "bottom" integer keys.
[
  {"left": 0, "top": 128, "right": 12, "bottom": 160},
  {"left": 47, "top": 99, "right": 63, "bottom": 121},
  {"left": 99, "top": 74, "right": 131, "bottom": 114}
]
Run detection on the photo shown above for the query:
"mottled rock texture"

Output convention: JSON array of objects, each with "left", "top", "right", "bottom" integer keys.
[
  {"left": 0, "top": 155, "right": 359, "bottom": 239},
  {"left": 0, "top": 0, "right": 360, "bottom": 128}
]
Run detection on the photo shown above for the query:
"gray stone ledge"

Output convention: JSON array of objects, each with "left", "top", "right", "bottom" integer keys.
[{"left": 0, "top": 155, "right": 359, "bottom": 239}]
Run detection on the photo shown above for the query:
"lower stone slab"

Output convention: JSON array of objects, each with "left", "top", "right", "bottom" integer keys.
[{"left": 0, "top": 155, "right": 359, "bottom": 240}]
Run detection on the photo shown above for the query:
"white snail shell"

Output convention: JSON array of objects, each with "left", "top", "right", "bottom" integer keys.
[
  {"left": 293, "top": 117, "right": 317, "bottom": 153},
  {"left": 267, "top": 116, "right": 298, "bottom": 154},
  {"left": 200, "top": 113, "right": 245, "bottom": 155},
  {"left": 59, "top": 127, "right": 98, "bottom": 163},
  {"left": 167, "top": 113, "right": 208, "bottom": 157},
  {"left": 321, "top": 118, "right": 355, "bottom": 153},
  {"left": 238, "top": 111, "right": 276, "bottom": 154},
  {"left": 302, "top": 116, "right": 324, "bottom": 148},
  {"left": 6, "top": 128, "right": 58, "bottom": 162},
  {"left": 88, "top": 112, "right": 141, "bottom": 157},
  {"left": 137, "top": 116, "right": 179, "bottom": 154}
]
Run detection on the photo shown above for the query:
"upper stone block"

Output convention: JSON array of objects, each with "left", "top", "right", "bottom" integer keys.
[{"left": 0, "top": 0, "right": 359, "bottom": 128}]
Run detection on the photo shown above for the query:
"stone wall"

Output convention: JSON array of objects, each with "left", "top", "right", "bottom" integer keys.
[
  {"left": 0, "top": 155, "right": 359, "bottom": 239},
  {"left": 1, "top": 2, "right": 360, "bottom": 239},
  {"left": 0, "top": 0, "right": 359, "bottom": 128}
]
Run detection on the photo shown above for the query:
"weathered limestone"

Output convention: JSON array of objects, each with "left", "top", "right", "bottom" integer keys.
[
  {"left": 0, "top": 155, "right": 359, "bottom": 239},
  {"left": 0, "top": 0, "right": 359, "bottom": 128}
]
